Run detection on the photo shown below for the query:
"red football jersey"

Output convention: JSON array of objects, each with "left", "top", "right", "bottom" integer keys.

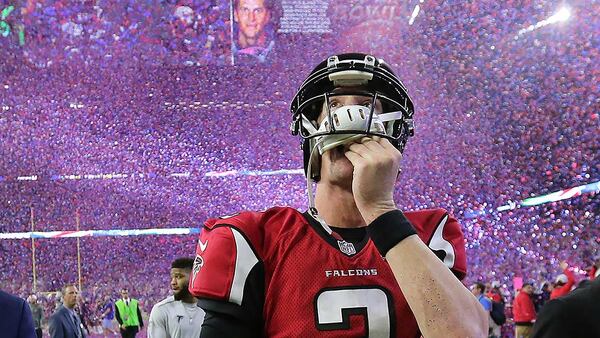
[{"left": 190, "top": 207, "right": 467, "bottom": 337}]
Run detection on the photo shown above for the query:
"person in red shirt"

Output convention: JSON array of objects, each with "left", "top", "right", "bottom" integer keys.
[
  {"left": 550, "top": 261, "right": 576, "bottom": 299},
  {"left": 513, "top": 281, "right": 536, "bottom": 338}
]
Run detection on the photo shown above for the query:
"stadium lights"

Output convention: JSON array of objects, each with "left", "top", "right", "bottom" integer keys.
[
  {"left": 554, "top": 7, "right": 571, "bottom": 22},
  {"left": 514, "top": 6, "right": 572, "bottom": 39}
]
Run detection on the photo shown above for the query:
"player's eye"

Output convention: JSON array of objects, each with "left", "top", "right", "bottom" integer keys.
[
  {"left": 329, "top": 101, "right": 340, "bottom": 109},
  {"left": 361, "top": 101, "right": 372, "bottom": 108}
]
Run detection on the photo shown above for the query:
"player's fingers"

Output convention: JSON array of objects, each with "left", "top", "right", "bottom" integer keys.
[
  {"left": 374, "top": 136, "right": 402, "bottom": 161},
  {"left": 348, "top": 142, "right": 376, "bottom": 160},
  {"left": 360, "top": 136, "right": 384, "bottom": 152},
  {"left": 344, "top": 149, "right": 366, "bottom": 167}
]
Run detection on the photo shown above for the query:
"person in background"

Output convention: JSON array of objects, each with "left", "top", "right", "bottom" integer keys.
[
  {"left": 513, "top": 281, "right": 536, "bottom": 338},
  {"left": 486, "top": 281, "right": 503, "bottom": 303},
  {"left": 27, "top": 295, "right": 44, "bottom": 338},
  {"left": 76, "top": 294, "right": 91, "bottom": 334},
  {"left": 148, "top": 258, "right": 205, "bottom": 337},
  {"left": 100, "top": 294, "right": 117, "bottom": 336},
  {"left": 550, "top": 261, "right": 575, "bottom": 299},
  {"left": 49, "top": 284, "right": 87, "bottom": 338},
  {"left": 471, "top": 282, "right": 492, "bottom": 312},
  {"left": 533, "top": 282, "right": 552, "bottom": 312},
  {"left": 471, "top": 282, "right": 500, "bottom": 338},
  {"left": 486, "top": 281, "right": 505, "bottom": 338},
  {"left": 114, "top": 288, "right": 143, "bottom": 338}
]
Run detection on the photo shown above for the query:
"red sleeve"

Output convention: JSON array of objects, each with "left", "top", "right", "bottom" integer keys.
[
  {"left": 550, "top": 268, "right": 576, "bottom": 299},
  {"left": 524, "top": 296, "right": 536, "bottom": 321},
  {"left": 405, "top": 209, "right": 467, "bottom": 280},
  {"left": 564, "top": 268, "right": 576, "bottom": 289},
  {"left": 189, "top": 212, "right": 264, "bottom": 305}
]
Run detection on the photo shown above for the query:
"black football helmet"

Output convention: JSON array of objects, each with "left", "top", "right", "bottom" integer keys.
[{"left": 290, "top": 53, "right": 415, "bottom": 181}]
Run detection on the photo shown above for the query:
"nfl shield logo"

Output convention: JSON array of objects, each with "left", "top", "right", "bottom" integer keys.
[{"left": 337, "top": 240, "right": 356, "bottom": 256}]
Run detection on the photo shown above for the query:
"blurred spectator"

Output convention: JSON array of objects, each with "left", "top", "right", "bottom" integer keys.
[
  {"left": 486, "top": 282, "right": 505, "bottom": 338},
  {"left": 49, "top": 284, "right": 86, "bottom": 338},
  {"left": 470, "top": 282, "right": 497, "bottom": 337},
  {"left": 531, "top": 277, "right": 600, "bottom": 338},
  {"left": 100, "top": 294, "right": 117, "bottom": 336},
  {"left": 27, "top": 294, "right": 43, "bottom": 338},
  {"left": 76, "top": 294, "right": 92, "bottom": 334},
  {"left": 115, "top": 288, "right": 143, "bottom": 338},
  {"left": 550, "top": 261, "right": 576, "bottom": 299},
  {"left": 533, "top": 282, "right": 552, "bottom": 312},
  {"left": 513, "top": 281, "right": 536, "bottom": 338},
  {"left": 485, "top": 281, "right": 503, "bottom": 303}
]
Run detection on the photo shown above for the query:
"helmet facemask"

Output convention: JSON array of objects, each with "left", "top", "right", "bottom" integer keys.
[
  {"left": 300, "top": 89, "right": 410, "bottom": 155},
  {"left": 294, "top": 88, "right": 414, "bottom": 183}
]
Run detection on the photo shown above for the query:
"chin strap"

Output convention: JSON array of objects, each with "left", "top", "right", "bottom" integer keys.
[
  {"left": 306, "top": 138, "right": 335, "bottom": 235},
  {"left": 306, "top": 139, "right": 354, "bottom": 244}
]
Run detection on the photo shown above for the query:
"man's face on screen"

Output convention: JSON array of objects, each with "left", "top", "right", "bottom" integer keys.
[{"left": 235, "top": 0, "right": 270, "bottom": 41}]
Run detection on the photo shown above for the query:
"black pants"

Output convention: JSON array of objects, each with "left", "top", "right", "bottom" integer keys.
[
  {"left": 120, "top": 326, "right": 139, "bottom": 338},
  {"left": 35, "top": 328, "right": 42, "bottom": 338}
]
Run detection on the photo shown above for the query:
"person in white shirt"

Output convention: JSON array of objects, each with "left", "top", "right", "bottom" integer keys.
[{"left": 148, "top": 257, "right": 205, "bottom": 338}]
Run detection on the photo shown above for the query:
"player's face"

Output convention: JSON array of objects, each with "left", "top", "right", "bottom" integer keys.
[
  {"left": 317, "top": 94, "right": 383, "bottom": 188},
  {"left": 170, "top": 268, "right": 191, "bottom": 299},
  {"left": 522, "top": 285, "right": 533, "bottom": 294},
  {"left": 63, "top": 286, "right": 78, "bottom": 309},
  {"left": 235, "top": 0, "right": 270, "bottom": 40},
  {"left": 120, "top": 289, "right": 129, "bottom": 299}
]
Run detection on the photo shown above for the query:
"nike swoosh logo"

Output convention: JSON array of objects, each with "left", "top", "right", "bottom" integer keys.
[{"left": 199, "top": 239, "right": 208, "bottom": 252}]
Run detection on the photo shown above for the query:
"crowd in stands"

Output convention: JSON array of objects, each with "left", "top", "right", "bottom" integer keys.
[{"left": 0, "top": 0, "right": 598, "bottom": 337}]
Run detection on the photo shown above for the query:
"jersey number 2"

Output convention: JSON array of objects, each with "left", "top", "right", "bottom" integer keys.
[{"left": 314, "top": 286, "right": 393, "bottom": 338}]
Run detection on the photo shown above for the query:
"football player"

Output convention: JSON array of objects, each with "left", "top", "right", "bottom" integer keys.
[
  {"left": 148, "top": 258, "right": 205, "bottom": 338},
  {"left": 190, "top": 53, "right": 487, "bottom": 337}
]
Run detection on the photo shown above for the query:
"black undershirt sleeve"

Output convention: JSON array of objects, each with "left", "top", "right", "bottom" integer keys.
[
  {"left": 197, "top": 261, "right": 265, "bottom": 337},
  {"left": 200, "top": 308, "right": 260, "bottom": 338}
]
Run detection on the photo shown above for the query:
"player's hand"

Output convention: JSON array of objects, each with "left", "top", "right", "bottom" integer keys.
[
  {"left": 344, "top": 136, "right": 400, "bottom": 224},
  {"left": 559, "top": 261, "right": 568, "bottom": 270}
]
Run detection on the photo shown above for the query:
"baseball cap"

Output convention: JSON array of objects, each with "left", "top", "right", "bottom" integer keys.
[{"left": 555, "top": 274, "right": 568, "bottom": 284}]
